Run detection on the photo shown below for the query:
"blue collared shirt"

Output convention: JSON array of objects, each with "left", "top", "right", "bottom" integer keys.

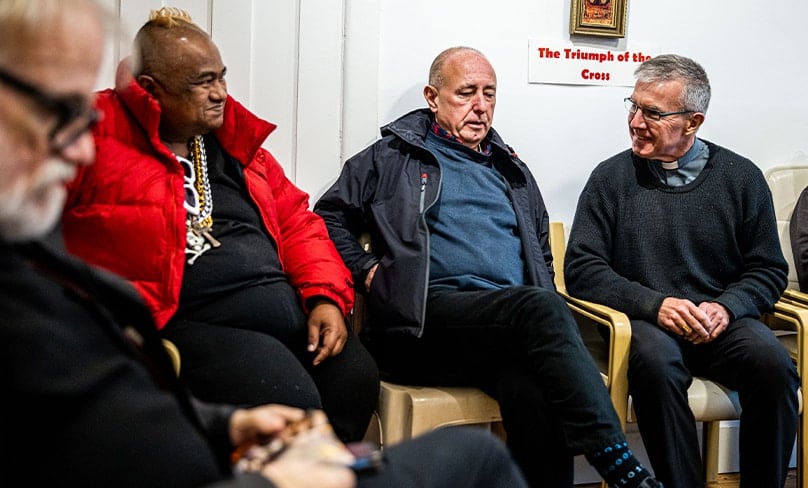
[{"left": 647, "top": 138, "right": 709, "bottom": 187}]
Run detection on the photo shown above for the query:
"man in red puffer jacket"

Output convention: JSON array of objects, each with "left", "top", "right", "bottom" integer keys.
[{"left": 62, "top": 6, "right": 378, "bottom": 443}]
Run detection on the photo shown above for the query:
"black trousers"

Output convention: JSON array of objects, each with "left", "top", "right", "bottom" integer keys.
[
  {"left": 359, "top": 426, "right": 527, "bottom": 487},
  {"left": 377, "top": 286, "right": 628, "bottom": 487},
  {"left": 629, "top": 317, "right": 799, "bottom": 488}
]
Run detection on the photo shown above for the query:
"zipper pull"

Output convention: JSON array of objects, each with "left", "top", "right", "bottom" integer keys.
[{"left": 419, "top": 173, "right": 428, "bottom": 213}]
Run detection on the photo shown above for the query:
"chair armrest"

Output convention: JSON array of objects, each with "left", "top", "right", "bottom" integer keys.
[
  {"left": 546, "top": 221, "right": 632, "bottom": 427},
  {"left": 558, "top": 289, "right": 631, "bottom": 429},
  {"left": 762, "top": 296, "right": 808, "bottom": 383},
  {"left": 781, "top": 288, "right": 808, "bottom": 309}
]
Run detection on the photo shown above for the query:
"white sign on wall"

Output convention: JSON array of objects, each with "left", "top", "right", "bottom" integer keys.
[{"left": 528, "top": 39, "right": 658, "bottom": 87}]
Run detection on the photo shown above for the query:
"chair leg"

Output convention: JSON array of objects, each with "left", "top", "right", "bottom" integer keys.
[
  {"left": 377, "top": 383, "right": 413, "bottom": 448},
  {"left": 363, "top": 411, "right": 382, "bottom": 446},
  {"left": 702, "top": 421, "right": 721, "bottom": 485}
]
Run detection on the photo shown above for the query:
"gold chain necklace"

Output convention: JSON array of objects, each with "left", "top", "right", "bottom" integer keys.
[
  {"left": 184, "top": 135, "right": 220, "bottom": 265},
  {"left": 191, "top": 135, "right": 214, "bottom": 229}
]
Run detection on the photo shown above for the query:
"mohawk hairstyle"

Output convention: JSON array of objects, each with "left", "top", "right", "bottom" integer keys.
[{"left": 147, "top": 6, "right": 194, "bottom": 28}]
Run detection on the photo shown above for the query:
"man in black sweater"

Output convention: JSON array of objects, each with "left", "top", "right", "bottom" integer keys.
[{"left": 565, "top": 53, "right": 799, "bottom": 488}]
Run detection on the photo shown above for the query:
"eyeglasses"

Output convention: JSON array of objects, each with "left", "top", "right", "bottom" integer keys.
[
  {"left": 624, "top": 97, "right": 694, "bottom": 122},
  {"left": 0, "top": 65, "right": 99, "bottom": 151}
]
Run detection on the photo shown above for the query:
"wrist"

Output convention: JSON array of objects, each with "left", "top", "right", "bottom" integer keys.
[{"left": 306, "top": 296, "right": 337, "bottom": 311}]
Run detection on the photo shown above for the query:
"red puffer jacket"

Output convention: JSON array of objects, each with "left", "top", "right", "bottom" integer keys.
[{"left": 63, "top": 63, "right": 353, "bottom": 329}]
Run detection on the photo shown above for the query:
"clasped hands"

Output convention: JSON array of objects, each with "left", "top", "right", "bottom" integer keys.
[
  {"left": 657, "top": 297, "right": 729, "bottom": 344},
  {"left": 230, "top": 406, "right": 358, "bottom": 488}
]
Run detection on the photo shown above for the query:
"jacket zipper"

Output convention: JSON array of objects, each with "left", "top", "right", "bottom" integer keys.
[
  {"left": 417, "top": 168, "right": 438, "bottom": 337},
  {"left": 419, "top": 172, "right": 428, "bottom": 213}
]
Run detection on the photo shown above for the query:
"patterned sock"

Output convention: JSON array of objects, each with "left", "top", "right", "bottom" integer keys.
[{"left": 585, "top": 441, "right": 661, "bottom": 488}]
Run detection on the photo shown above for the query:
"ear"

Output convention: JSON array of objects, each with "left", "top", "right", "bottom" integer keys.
[
  {"left": 136, "top": 74, "right": 158, "bottom": 96},
  {"left": 423, "top": 85, "right": 439, "bottom": 113},
  {"left": 683, "top": 112, "right": 705, "bottom": 136}
]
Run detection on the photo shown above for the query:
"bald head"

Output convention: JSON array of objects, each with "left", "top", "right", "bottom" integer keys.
[
  {"left": 423, "top": 46, "right": 496, "bottom": 149},
  {"left": 428, "top": 46, "right": 490, "bottom": 89}
]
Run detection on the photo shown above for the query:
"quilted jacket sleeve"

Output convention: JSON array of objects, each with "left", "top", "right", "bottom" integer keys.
[{"left": 244, "top": 149, "right": 354, "bottom": 316}]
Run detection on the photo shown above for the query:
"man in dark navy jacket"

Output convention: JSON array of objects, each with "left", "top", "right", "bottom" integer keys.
[{"left": 316, "top": 46, "right": 661, "bottom": 488}]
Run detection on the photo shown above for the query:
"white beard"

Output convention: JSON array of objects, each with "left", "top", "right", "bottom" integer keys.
[{"left": 0, "top": 158, "right": 75, "bottom": 242}]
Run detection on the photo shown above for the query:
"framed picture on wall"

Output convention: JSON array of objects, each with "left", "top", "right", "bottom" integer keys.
[{"left": 570, "top": 0, "right": 627, "bottom": 38}]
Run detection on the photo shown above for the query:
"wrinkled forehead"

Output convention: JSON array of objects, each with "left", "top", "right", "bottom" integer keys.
[
  {"left": 631, "top": 79, "right": 685, "bottom": 105},
  {"left": 180, "top": 36, "right": 223, "bottom": 68},
  {"left": 443, "top": 52, "right": 497, "bottom": 88},
  {"left": 156, "top": 33, "right": 223, "bottom": 77}
]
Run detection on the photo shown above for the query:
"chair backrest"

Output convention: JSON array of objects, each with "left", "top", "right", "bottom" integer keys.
[
  {"left": 348, "top": 232, "right": 374, "bottom": 335},
  {"left": 549, "top": 221, "right": 568, "bottom": 293},
  {"left": 764, "top": 165, "right": 808, "bottom": 290}
]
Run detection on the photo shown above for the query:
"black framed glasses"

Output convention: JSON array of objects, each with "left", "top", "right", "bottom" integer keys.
[
  {"left": 624, "top": 97, "right": 694, "bottom": 122},
  {"left": 0, "top": 65, "right": 99, "bottom": 151}
]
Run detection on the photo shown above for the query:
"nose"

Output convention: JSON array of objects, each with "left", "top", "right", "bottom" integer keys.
[
  {"left": 211, "top": 78, "right": 227, "bottom": 101},
  {"left": 472, "top": 92, "right": 489, "bottom": 112},
  {"left": 55, "top": 130, "right": 95, "bottom": 167},
  {"left": 628, "top": 108, "right": 646, "bottom": 128}
]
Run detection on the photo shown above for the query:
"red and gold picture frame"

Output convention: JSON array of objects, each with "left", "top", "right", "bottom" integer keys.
[{"left": 570, "top": 0, "right": 627, "bottom": 38}]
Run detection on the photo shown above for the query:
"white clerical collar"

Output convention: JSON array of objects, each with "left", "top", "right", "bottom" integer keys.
[
  {"left": 652, "top": 139, "right": 706, "bottom": 171},
  {"left": 659, "top": 160, "right": 679, "bottom": 170}
]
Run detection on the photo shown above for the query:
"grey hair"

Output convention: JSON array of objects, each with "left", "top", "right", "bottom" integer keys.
[
  {"left": 428, "top": 46, "right": 487, "bottom": 88},
  {"left": 634, "top": 54, "right": 711, "bottom": 113}
]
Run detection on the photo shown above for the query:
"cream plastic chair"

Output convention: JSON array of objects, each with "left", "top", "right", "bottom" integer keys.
[
  {"left": 549, "top": 221, "right": 806, "bottom": 488},
  {"left": 765, "top": 164, "right": 808, "bottom": 291},
  {"left": 374, "top": 378, "right": 503, "bottom": 446},
  {"left": 765, "top": 164, "right": 808, "bottom": 488}
]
